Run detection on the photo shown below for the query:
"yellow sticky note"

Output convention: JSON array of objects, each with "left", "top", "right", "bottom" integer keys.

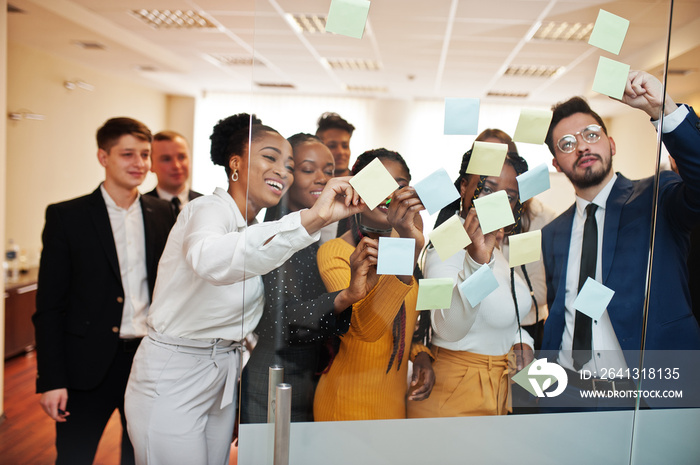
[
  {"left": 429, "top": 215, "right": 472, "bottom": 261},
  {"left": 416, "top": 278, "right": 454, "bottom": 310},
  {"left": 513, "top": 108, "right": 553, "bottom": 145},
  {"left": 588, "top": 9, "right": 630, "bottom": 55},
  {"left": 466, "top": 142, "right": 507, "bottom": 176},
  {"left": 349, "top": 157, "right": 399, "bottom": 210},
  {"left": 508, "top": 230, "right": 542, "bottom": 268},
  {"left": 473, "top": 190, "right": 515, "bottom": 234},
  {"left": 592, "top": 56, "right": 630, "bottom": 100}
]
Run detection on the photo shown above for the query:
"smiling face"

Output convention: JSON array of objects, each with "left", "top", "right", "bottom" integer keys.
[
  {"left": 287, "top": 141, "right": 335, "bottom": 212},
  {"left": 359, "top": 158, "right": 410, "bottom": 231},
  {"left": 228, "top": 130, "right": 294, "bottom": 221},
  {"left": 98, "top": 134, "right": 151, "bottom": 193},
  {"left": 150, "top": 136, "right": 190, "bottom": 195},
  {"left": 551, "top": 112, "right": 615, "bottom": 191},
  {"left": 318, "top": 128, "right": 352, "bottom": 175}
]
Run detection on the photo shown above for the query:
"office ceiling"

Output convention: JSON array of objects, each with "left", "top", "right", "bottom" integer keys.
[{"left": 7, "top": 0, "right": 700, "bottom": 112}]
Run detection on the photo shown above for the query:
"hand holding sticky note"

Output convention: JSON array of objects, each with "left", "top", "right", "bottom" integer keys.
[
  {"left": 414, "top": 168, "right": 460, "bottom": 215},
  {"left": 588, "top": 9, "right": 630, "bottom": 55},
  {"left": 377, "top": 237, "right": 415, "bottom": 275},
  {"left": 429, "top": 215, "right": 472, "bottom": 261},
  {"left": 517, "top": 163, "right": 550, "bottom": 202},
  {"left": 513, "top": 108, "right": 553, "bottom": 145},
  {"left": 325, "top": 0, "right": 371, "bottom": 39},
  {"left": 592, "top": 56, "right": 630, "bottom": 100},
  {"left": 508, "top": 230, "right": 542, "bottom": 268},
  {"left": 467, "top": 142, "right": 508, "bottom": 176},
  {"left": 349, "top": 157, "right": 399, "bottom": 210},
  {"left": 472, "top": 190, "right": 515, "bottom": 234},
  {"left": 416, "top": 278, "right": 454, "bottom": 310},
  {"left": 573, "top": 278, "right": 615, "bottom": 320},
  {"left": 444, "top": 98, "right": 480, "bottom": 135},
  {"left": 458, "top": 263, "right": 499, "bottom": 307}
]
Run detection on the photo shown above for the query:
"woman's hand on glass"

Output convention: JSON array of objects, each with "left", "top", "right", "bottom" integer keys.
[
  {"left": 335, "top": 237, "right": 379, "bottom": 311},
  {"left": 386, "top": 187, "right": 425, "bottom": 251},
  {"left": 302, "top": 176, "right": 363, "bottom": 234},
  {"left": 463, "top": 208, "right": 499, "bottom": 265}
]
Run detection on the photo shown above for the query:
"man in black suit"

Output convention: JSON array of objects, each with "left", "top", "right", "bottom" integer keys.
[
  {"left": 144, "top": 130, "right": 202, "bottom": 211},
  {"left": 33, "top": 117, "right": 176, "bottom": 465}
]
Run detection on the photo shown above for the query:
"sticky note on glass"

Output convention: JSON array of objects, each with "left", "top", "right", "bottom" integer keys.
[
  {"left": 517, "top": 163, "right": 550, "bottom": 201},
  {"left": 349, "top": 157, "right": 399, "bottom": 210},
  {"left": 473, "top": 190, "right": 515, "bottom": 234},
  {"left": 588, "top": 9, "right": 630, "bottom": 55},
  {"left": 592, "top": 56, "right": 630, "bottom": 100},
  {"left": 513, "top": 108, "right": 553, "bottom": 145},
  {"left": 377, "top": 237, "right": 415, "bottom": 275},
  {"left": 444, "top": 98, "right": 480, "bottom": 135},
  {"left": 414, "top": 168, "right": 460, "bottom": 215},
  {"left": 573, "top": 277, "right": 615, "bottom": 320},
  {"left": 416, "top": 278, "right": 454, "bottom": 310},
  {"left": 325, "top": 0, "right": 371, "bottom": 39},
  {"left": 466, "top": 141, "right": 507, "bottom": 176},
  {"left": 458, "top": 263, "right": 499, "bottom": 307},
  {"left": 508, "top": 230, "right": 542, "bottom": 268},
  {"left": 429, "top": 215, "right": 472, "bottom": 261}
]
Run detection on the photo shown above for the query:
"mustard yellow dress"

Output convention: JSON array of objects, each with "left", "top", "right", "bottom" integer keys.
[{"left": 313, "top": 238, "right": 431, "bottom": 421}]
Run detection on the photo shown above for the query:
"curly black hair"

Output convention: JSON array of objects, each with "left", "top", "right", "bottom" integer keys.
[
  {"left": 209, "top": 113, "right": 279, "bottom": 175},
  {"left": 316, "top": 112, "right": 355, "bottom": 136},
  {"left": 350, "top": 148, "right": 410, "bottom": 179}
]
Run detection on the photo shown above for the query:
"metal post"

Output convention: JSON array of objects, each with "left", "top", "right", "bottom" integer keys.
[
  {"left": 267, "top": 366, "right": 284, "bottom": 423},
  {"left": 273, "top": 383, "right": 292, "bottom": 465}
]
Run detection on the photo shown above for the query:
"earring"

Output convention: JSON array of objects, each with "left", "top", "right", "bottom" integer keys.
[{"left": 231, "top": 169, "right": 239, "bottom": 182}]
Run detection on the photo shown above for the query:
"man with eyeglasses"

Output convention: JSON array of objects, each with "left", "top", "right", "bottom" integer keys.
[{"left": 539, "top": 70, "right": 700, "bottom": 411}]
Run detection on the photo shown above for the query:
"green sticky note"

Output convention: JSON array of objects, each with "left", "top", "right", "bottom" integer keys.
[
  {"left": 588, "top": 9, "right": 630, "bottom": 55},
  {"left": 473, "top": 190, "right": 515, "bottom": 234},
  {"left": 574, "top": 277, "right": 615, "bottom": 321},
  {"left": 508, "top": 230, "right": 542, "bottom": 268},
  {"left": 416, "top": 278, "right": 454, "bottom": 310},
  {"left": 325, "top": 0, "right": 371, "bottom": 39},
  {"left": 513, "top": 108, "right": 553, "bottom": 145},
  {"left": 429, "top": 215, "right": 472, "bottom": 261},
  {"left": 592, "top": 56, "right": 630, "bottom": 100},
  {"left": 458, "top": 263, "right": 499, "bottom": 307},
  {"left": 349, "top": 157, "right": 399, "bottom": 210},
  {"left": 466, "top": 141, "right": 507, "bottom": 176}
]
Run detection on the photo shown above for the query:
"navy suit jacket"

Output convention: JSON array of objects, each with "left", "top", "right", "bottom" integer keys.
[
  {"left": 542, "top": 106, "right": 700, "bottom": 353},
  {"left": 33, "top": 188, "right": 176, "bottom": 392},
  {"left": 144, "top": 187, "right": 203, "bottom": 202}
]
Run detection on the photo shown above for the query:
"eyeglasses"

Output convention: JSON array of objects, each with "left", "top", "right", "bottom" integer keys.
[{"left": 556, "top": 125, "right": 602, "bottom": 153}]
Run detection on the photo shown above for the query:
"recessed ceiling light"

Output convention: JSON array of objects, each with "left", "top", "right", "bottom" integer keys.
[
  {"left": 324, "top": 58, "right": 381, "bottom": 71},
  {"left": 208, "top": 55, "right": 265, "bottom": 67},
  {"left": 346, "top": 85, "right": 388, "bottom": 93},
  {"left": 288, "top": 14, "right": 327, "bottom": 33},
  {"left": 72, "top": 41, "right": 107, "bottom": 50},
  {"left": 487, "top": 91, "right": 529, "bottom": 98},
  {"left": 532, "top": 22, "right": 593, "bottom": 41},
  {"left": 130, "top": 9, "right": 215, "bottom": 29},
  {"left": 256, "top": 82, "right": 295, "bottom": 89},
  {"left": 505, "top": 65, "right": 564, "bottom": 78}
]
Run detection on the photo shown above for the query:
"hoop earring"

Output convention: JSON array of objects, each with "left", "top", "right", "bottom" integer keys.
[{"left": 231, "top": 169, "right": 239, "bottom": 182}]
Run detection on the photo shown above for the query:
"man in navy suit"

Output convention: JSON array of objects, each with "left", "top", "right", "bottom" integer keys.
[
  {"left": 33, "top": 118, "right": 176, "bottom": 464},
  {"left": 144, "top": 130, "right": 202, "bottom": 211},
  {"left": 540, "top": 71, "right": 700, "bottom": 409}
]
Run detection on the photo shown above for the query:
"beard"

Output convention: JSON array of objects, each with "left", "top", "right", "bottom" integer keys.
[{"left": 563, "top": 152, "right": 613, "bottom": 189}]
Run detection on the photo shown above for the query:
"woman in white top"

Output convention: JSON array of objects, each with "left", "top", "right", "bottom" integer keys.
[
  {"left": 125, "top": 114, "right": 363, "bottom": 465},
  {"left": 407, "top": 145, "right": 535, "bottom": 418}
]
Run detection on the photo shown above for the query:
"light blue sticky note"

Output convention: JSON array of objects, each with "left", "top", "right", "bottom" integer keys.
[
  {"left": 472, "top": 190, "right": 515, "bottom": 234},
  {"left": 517, "top": 163, "right": 551, "bottom": 201},
  {"left": 414, "top": 168, "right": 460, "bottom": 215},
  {"left": 573, "top": 277, "right": 615, "bottom": 321},
  {"left": 588, "top": 9, "right": 630, "bottom": 55},
  {"left": 513, "top": 108, "right": 553, "bottom": 145},
  {"left": 592, "top": 56, "right": 630, "bottom": 100},
  {"left": 325, "top": 0, "right": 371, "bottom": 39},
  {"left": 444, "top": 98, "right": 480, "bottom": 135},
  {"left": 416, "top": 278, "right": 454, "bottom": 310},
  {"left": 458, "top": 263, "right": 499, "bottom": 307},
  {"left": 377, "top": 237, "right": 415, "bottom": 275}
]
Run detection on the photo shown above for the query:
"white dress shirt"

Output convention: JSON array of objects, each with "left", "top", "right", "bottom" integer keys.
[
  {"left": 147, "top": 187, "right": 320, "bottom": 341},
  {"left": 155, "top": 186, "right": 190, "bottom": 210},
  {"left": 100, "top": 185, "right": 149, "bottom": 339}
]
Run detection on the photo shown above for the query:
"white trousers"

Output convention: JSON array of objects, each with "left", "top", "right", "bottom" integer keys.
[{"left": 125, "top": 330, "right": 241, "bottom": 465}]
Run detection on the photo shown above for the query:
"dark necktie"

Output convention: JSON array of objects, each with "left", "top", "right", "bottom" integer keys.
[
  {"left": 573, "top": 203, "right": 598, "bottom": 370},
  {"left": 171, "top": 196, "right": 182, "bottom": 212}
]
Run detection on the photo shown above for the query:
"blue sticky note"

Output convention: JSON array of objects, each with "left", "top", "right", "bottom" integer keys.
[
  {"left": 573, "top": 278, "right": 615, "bottom": 320},
  {"left": 414, "top": 168, "right": 460, "bottom": 215},
  {"left": 444, "top": 98, "right": 480, "bottom": 135},
  {"left": 458, "top": 263, "right": 499, "bottom": 307},
  {"left": 377, "top": 237, "right": 415, "bottom": 275},
  {"left": 325, "top": 0, "right": 371, "bottom": 39},
  {"left": 416, "top": 278, "right": 454, "bottom": 310},
  {"left": 516, "top": 163, "right": 551, "bottom": 201}
]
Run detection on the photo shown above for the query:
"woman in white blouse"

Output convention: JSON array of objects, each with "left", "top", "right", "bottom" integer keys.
[
  {"left": 124, "top": 114, "right": 363, "bottom": 465},
  {"left": 407, "top": 148, "right": 535, "bottom": 419}
]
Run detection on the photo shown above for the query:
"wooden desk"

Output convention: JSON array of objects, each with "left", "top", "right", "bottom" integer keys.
[{"left": 4, "top": 268, "right": 38, "bottom": 359}]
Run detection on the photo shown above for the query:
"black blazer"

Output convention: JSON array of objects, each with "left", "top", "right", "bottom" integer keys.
[
  {"left": 144, "top": 187, "right": 203, "bottom": 201},
  {"left": 33, "top": 188, "right": 176, "bottom": 392}
]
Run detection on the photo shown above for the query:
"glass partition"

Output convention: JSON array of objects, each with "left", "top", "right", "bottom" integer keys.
[{"left": 198, "top": 0, "right": 700, "bottom": 462}]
